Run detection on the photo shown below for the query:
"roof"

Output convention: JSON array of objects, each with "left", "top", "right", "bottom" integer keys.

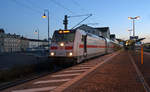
[
  {"left": 21, "top": 37, "right": 28, "bottom": 40},
  {"left": 95, "top": 27, "right": 110, "bottom": 39},
  {"left": 95, "top": 27, "right": 109, "bottom": 32}
]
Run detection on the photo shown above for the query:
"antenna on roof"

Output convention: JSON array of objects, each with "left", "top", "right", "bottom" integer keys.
[{"left": 63, "top": 14, "right": 92, "bottom": 30}]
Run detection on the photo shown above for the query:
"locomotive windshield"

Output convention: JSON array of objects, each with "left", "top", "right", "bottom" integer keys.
[{"left": 52, "top": 30, "right": 75, "bottom": 42}]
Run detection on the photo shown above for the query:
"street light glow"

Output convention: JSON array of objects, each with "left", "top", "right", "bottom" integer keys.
[
  {"left": 42, "top": 13, "right": 47, "bottom": 18},
  {"left": 128, "top": 17, "right": 132, "bottom": 20},
  {"left": 135, "top": 16, "right": 140, "bottom": 20},
  {"left": 128, "top": 16, "right": 140, "bottom": 20},
  {"left": 34, "top": 30, "right": 38, "bottom": 34}
]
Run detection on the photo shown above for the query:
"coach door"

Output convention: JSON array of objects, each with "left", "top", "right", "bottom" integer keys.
[{"left": 83, "top": 35, "right": 87, "bottom": 56}]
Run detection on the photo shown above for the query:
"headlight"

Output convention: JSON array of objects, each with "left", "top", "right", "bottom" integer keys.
[
  {"left": 67, "top": 52, "right": 73, "bottom": 56},
  {"left": 50, "top": 52, "right": 55, "bottom": 56},
  {"left": 60, "top": 42, "right": 64, "bottom": 47}
]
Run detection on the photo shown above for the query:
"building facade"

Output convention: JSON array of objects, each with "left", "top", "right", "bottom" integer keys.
[
  {"left": 3, "top": 33, "right": 21, "bottom": 52},
  {"left": 0, "top": 29, "right": 49, "bottom": 53},
  {"left": 20, "top": 37, "right": 29, "bottom": 51},
  {"left": 28, "top": 39, "right": 48, "bottom": 49},
  {"left": 0, "top": 29, "right": 5, "bottom": 53}
]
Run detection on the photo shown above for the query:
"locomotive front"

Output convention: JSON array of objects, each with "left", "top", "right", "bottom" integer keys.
[{"left": 49, "top": 30, "right": 76, "bottom": 63}]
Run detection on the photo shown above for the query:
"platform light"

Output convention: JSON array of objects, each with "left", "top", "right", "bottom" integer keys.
[
  {"left": 125, "top": 42, "right": 128, "bottom": 46},
  {"left": 128, "top": 17, "right": 132, "bottom": 20},
  {"left": 128, "top": 16, "right": 140, "bottom": 37},
  {"left": 135, "top": 16, "right": 140, "bottom": 20}
]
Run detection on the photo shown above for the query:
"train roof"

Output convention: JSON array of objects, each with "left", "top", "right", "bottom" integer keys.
[
  {"left": 95, "top": 27, "right": 110, "bottom": 39},
  {"left": 54, "top": 25, "right": 118, "bottom": 42},
  {"left": 76, "top": 25, "right": 101, "bottom": 37}
]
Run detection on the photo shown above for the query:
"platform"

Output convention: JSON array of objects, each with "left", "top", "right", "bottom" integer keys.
[
  {"left": 2, "top": 50, "right": 150, "bottom": 92},
  {"left": 62, "top": 51, "right": 145, "bottom": 92}
]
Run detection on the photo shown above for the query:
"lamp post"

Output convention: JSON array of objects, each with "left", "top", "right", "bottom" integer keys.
[
  {"left": 42, "top": 9, "right": 50, "bottom": 50},
  {"left": 34, "top": 28, "right": 39, "bottom": 47},
  {"left": 128, "top": 16, "right": 140, "bottom": 37}
]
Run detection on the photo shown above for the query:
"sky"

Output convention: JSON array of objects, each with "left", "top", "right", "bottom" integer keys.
[{"left": 0, "top": 0, "right": 150, "bottom": 42}]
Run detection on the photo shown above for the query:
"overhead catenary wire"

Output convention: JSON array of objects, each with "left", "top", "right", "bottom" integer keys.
[
  {"left": 11, "top": 0, "right": 62, "bottom": 23},
  {"left": 71, "top": 14, "right": 92, "bottom": 29},
  {"left": 68, "top": 14, "right": 92, "bottom": 18},
  {"left": 80, "top": 23, "right": 99, "bottom": 26},
  {"left": 49, "top": 0, "right": 74, "bottom": 14},
  {"left": 24, "top": 0, "right": 43, "bottom": 11},
  {"left": 71, "top": 0, "right": 102, "bottom": 27},
  {"left": 71, "top": 0, "right": 88, "bottom": 13},
  {"left": 11, "top": 0, "right": 42, "bottom": 14}
]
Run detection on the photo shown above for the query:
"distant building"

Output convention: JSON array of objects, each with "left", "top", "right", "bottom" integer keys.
[
  {"left": 0, "top": 29, "right": 5, "bottom": 53},
  {"left": 20, "top": 37, "right": 29, "bottom": 51},
  {"left": 0, "top": 29, "right": 49, "bottom": 53},
  {"left": 3, "top": 33, "right": 21, "bottom": 52},
  {"left": 28, "top": 39, "right": 48, "bottom": 48},
  {"left": 0, "top": 29, "right": 5, "bottom": 33}
]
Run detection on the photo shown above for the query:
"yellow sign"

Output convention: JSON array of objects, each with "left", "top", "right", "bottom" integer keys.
[
  {"left": 59, "top": 30, "right": 70, "bottom": 34},
  {"left": 63, "top": 30, "right": 70, "bottom": 33}
]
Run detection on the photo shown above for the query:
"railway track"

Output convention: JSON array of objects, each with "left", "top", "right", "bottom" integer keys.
[
  {"left": 0, "top": 63, "right": 69, "bottom": 91},
  {"left": 0, "top": 56, "right": 99, "bottom": 91},
  {"left": 0, "top": 72, "right": 51, "bottom": 91},
  {"left": 1, "top": 51, "right": 117, "bottom": 92}
]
